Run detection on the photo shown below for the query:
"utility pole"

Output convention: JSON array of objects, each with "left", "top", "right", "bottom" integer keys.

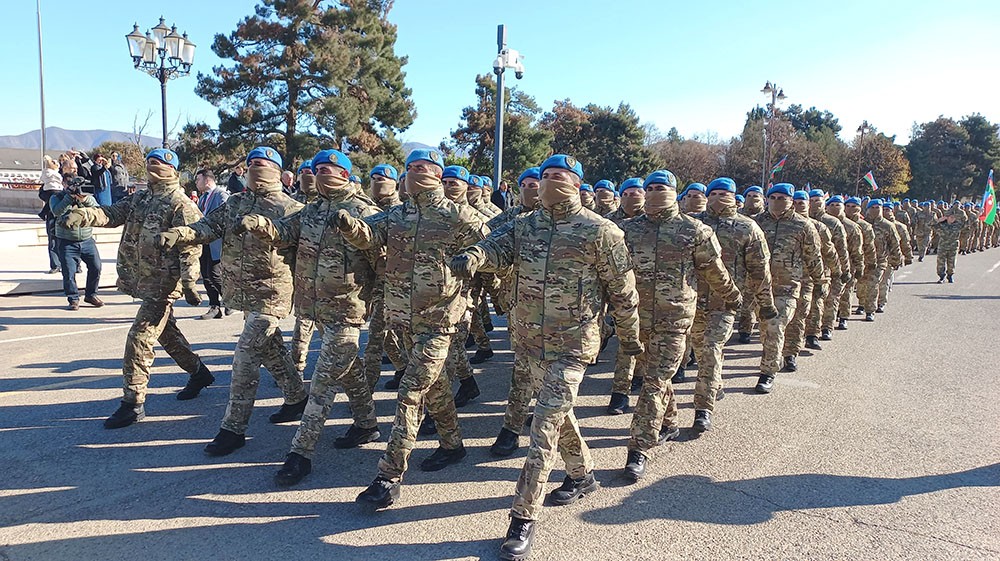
[{"left": 855, "top": 120, "right": 869, "bottom": 197}]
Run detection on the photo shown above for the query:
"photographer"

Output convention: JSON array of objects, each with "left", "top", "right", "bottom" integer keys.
[{"left": 49, "top": 177, "right": 103, "bottom": 310}]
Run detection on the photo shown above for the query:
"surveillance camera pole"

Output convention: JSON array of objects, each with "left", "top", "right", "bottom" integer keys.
[{"left": 493, "top": 24, "right": 506, "bottom": 190}]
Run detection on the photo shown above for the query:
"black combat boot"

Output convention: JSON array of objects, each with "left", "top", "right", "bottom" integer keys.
[
  {"left": 453, "top": 376, "right": 481, "bottom": 407},
  {"left": 268, "top": 398, "right": 307, "bottom": 424},
  {"left": 333, "top": 424, "right": 381, "bottom": 449},
  {"left": 204, "top": 429, "right": 245, "bottom": 456},
  {"left": 499, "top": 516, "right": 535, "bottom": 561},
  {"left": 658, "top": 425, "right": 680, "bottom": 444},
  {"left": 606, "top": 392, "right": 630, "bottom": 415},
  {"left": 782, "top": 356, "right": 797, "bottom": 372},
  {"left": 356, "top": 477, "right": 399, "bottom": 509},
  {"left": 381, "top": 354, "right": 392, "bottom": 365},
  {"left": 805, "top": 336, "right": 822, "bottom": 350},
  {"left": 835, "top": 318, "right": 848, "bottom": 330},
  {"left": 104, "top": 401, "right": 145, "bottom": 429},
  {"left": 275, "top": 452, "right": 311, "bottom": 487},
  {"left": 671, "top": 366, "right": 685, "bottom": 384},
  {"left": 465, "top": 334, "right": 476, "bottom": 349},
  {"left": 624, "top": 450, "right": 647, "bottom": 482},
  {"left": 854, "top": 305, "right": 864, "bottom": 315},
  {"left": 484, "top": 317, "right": 494, "bottom": 333},
  {"left": 755, "top": 374, "right": 775, "bottom": 394},
  {"left": 469, "top": 347, "right": 494, "bottom": 365},
  {"left": 548, "top": 472, "right": 599, "bottom": 506},
  {"left": 630, "top": 375, "right": 643, "bottom": 392},
  {"left": 176, "top": 364, "right": 215, "bottom": 401},
  {"left": 491, "top": 427, "right": 520, "bottom": 457},
  {"left": 693, "top": 410, "right": 712, "bottom": 432},
  {"left": 686, "top": 349, "right": 698, "bottom": 368},
  {"left": 715, "top": 388, "right": 725, "bottom": 402},
  {"left": 820, "top": 328, "right": 832, "bottom": 341},
  {"left": 418, "top": 414, "right": 437, "bottom": 436},
  {"left": 419, "top": 445, "right": 467, "bottom": 472},
  {"left": 738, "top": 332, "right": 752, "bottom": 344},
  {"left": 864, "top": 312, "right": 875, "bottom": 322},
  {"left": 384, "top": 369, "right": 405, "bottom": 390},
  {"left": 937, "top": 274, "right": 945, "bottom": 284},
  {"left": 947, "top": 274, "right": 954, "bottom": 283},
  {"left": 875, "top": 304, "right": 885, "bottom": 313}
]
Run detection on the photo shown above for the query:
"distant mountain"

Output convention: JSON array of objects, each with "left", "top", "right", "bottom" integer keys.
[
  {"left": 0, "top": 127, "right": 161, "bottom": 151},
  {"left": 402, "top": 141, "right": 436, "bottom": 154}
]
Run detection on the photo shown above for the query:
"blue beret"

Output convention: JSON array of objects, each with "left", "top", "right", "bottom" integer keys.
[
  {"left": 964, "top": 202, "right": 973, "bottom": 208},
  {"left": 707, "top": 177, "right": 737, "bottom": 194},
  {"left": 311, "top": 149, "right": 352, "bottom": 174},
  {"left": 297, "top": 159, "right": 313, "bottom": 173},
  {"left": 518, "top": 167, "right": 540, "bottom": 183},
  {"left": 735, "top": 194, "right": 745, "bottom": 203},
  {"left": 619, "top": 177, "right": 644, "bottom": 193},
  {"left": 883, "top": 201, "right": 894, "bottom": 208},
  {"left": 938, "top": 200, "right": 946, "bottom": 205},
  {"left": 405, "top": 148, "right": 444, "bottom": 169},
  {"left": 793, "top": 190, "right": 809, "bottom": 201},
  {"left": 349, "top": 174, "right": 360, "bottom": 183},
  {"left": 920, "top": 201, "right": 930, "bottom": 207},
  {"left": 369, "top": 164, "right": 398, "bottom": 180},
  {"left": 580, "top": 183, "right": 594, "bottom": 193},
  {"left": 247, "top": 146, "right": 283, "bottom": 168},
  {"left": 826, "top": 195, "right": 844, "bottom": 205},
  {"left": 867, "top": 198, "right": 883, "bottom": 209},
  {"left": 482, "top": 176, "right": 493, "bottom": 188},
  {"left": 903, "top": 198, "right": 911, "bottom": 203},
  {"left": 146, "top": 148, "right": 179, "bottom": 169},
  {"left": 846, "top": 196, "right": 862, "bottom": 206},
  {"left": 540, "top": 154, "right": 584, "bottom": 180},
  {"left": 644, "top": 169, "right": 678, "bottom": 189},
  {"left": 685, "top": 183, "right": 707, "bottom": 195},
  {"left": 743, "top": 185, "right": 764, "bottom": 196},
  {"left": 442, "top": 165, "right": 470, "bottom": 182},
  {"left": 767, "top": 183, "right": 794, "bottom": 197},
  {"left": 594, "top": 179, "right": 616, "bottom": 192},
  {"left": 808, "top": 188, "right": 825, "bottom": 198},
  {"left": 468, "top": 175, "right": 483, "bottom": 188}
]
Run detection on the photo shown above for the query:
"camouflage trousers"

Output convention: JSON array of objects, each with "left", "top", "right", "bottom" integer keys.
[
  {"left": 691, "top": 309, "right": 734, "bottom": 412},
  {"left": 469, "top": 275, "right": 493, "bottom": 351},
  {"left": 959, "top": 232, "right": 971, "bottom": 253},
  {"left": 290, "top": 324, "right": 376, "bottom": 459},
  {"left": 291, "top": 316, "right": 321, "bottom": 375},
  {"left": 806, "top": 279, "right": 832, "bottom": 337},
  {"left": 837, "top": 276, "right": 857, "bottom": 319},
  {"left": 363, "top": 284, "right": 406, "bottom": 393},
  {"left": 937, "top": 245, "right": 958, "bottom": 277},
  {"left": 877, "top": 266, "right": 894, "bottom": 307},
  {"left": 511, "top": 357, "right": 593, "bottom": 521},
  {"left": 502, "top": 354, "right": 537, "bottom": 434},
  {"left": 378, "top": 328, "right": 462, "bottom": 481},
  {"left": 220, "top": 312, "right": 307, "bottom": 435},
  {"left": 857, "top": 265, "right": 885, "bottom": 312},
  {"left": 821, "top": 276, "right": 847, "bottom": 331},
  {"left": 122, "top": 299, "right": 204, "bottom": 404},
  {"left": 782, "top": 281, "right": 814, "bottom": 357},
  {"left": 915, "top": 232, "right": 931, "bottom": 259},
  {"left": 446, "top": 311, "right": 475, "bottom": 383},
  {"left": 629, "top": 329, "right": 687, "bottom": 454},
  {"left": 611, "top": 344, "right": 641, "bottom": 394},
  {"left": 737, "top": 294, "right": 757, "bottom": 336},
  {"left": 758, "top": 294, "right": 798, "bottom": 375}
]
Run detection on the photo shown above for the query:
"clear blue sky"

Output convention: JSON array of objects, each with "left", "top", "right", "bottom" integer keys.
[{"left": 3, "top": 0, "right": 998, "bottom": 147}]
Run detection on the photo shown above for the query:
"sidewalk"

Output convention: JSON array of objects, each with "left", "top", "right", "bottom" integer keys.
[{"left": 0, "top": 211, "right": 120, "bottom": 296}]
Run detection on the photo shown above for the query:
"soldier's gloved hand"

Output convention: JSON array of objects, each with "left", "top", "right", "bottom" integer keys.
[
  {"left": 335, "top": 209, "right": 353, "bottom": 232},
  {"left": 234, "top": 215, "right": 260, "bottom": 235},
  {"left": 157, "top": 229, "right": 181, "bottom": 249},
  {"left": 449, "top": 253, "right": 480, "bottom": 279},
  {"left": 619, "top": 339, "right": 644, "bottom": 356},
  {"left": 840, "top": 271, "right": 851, "bottom": 283},
  {"left": 818, "top": 283, "right": 830, "bottom": 298},
  {"left": 62, "top": 209, "right": 86, "bottom": 229},
  {"left": 181, "top": 282, "right": 202, "bottom": 306},
  {"left": 759, "top": 304, "right": 779, "bottom": 320},
  {"left": 725, "top": 294, "right": 743, "bottom": 313}
]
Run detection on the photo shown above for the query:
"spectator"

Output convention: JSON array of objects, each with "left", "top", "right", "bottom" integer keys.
[
  {"left": 89, "top": 153, "right": 114, "bottom": 206},
  {"left": 49, "top": 176, "right": 103, "bottom": 310},
  {"left": 280, "top": 170, "right": 295, "bottom": 195},
  {"left": 227, "top": 163, "right": 247, "bottom": 194},
  {"left": 195, "top": 168, "right": 229, "bottom": 319},
  {"left": 38, "top": 155, "right": 63, "bottom": 274},
  {"left": 492, "top": 180, "right": 514, "bottom": 210},
  {"left": 110, "top": 152, "right": 130, "bottom": 202}
]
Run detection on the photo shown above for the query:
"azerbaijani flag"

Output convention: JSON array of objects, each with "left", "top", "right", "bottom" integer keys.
[
  {"left": 769, "top": 155, "right": 788, "bottom": 179},
  {"left": 980, "top": 169, "right": 996, "bottom": 225},
  {"left": 863, "top": 170, "right": 879, "bottom": 192}
]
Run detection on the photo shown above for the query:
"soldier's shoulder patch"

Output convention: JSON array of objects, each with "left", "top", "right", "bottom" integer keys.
[
  {"left": 608, "top": 239, "right": 633, "bottom": 275},
  {"left": 164, "top": 152, "right": 173, "bottom": 161},
  {"left": 565, "top": 156, "right": 577, "bottom": 168}
]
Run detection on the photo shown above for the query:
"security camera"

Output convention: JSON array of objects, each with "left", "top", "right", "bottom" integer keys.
[
  {"left": 493, "top": 55, "right": 504, "bottom": 75},
  {"left": 515, "top": 70, "right": 523, "bottom": 80}
]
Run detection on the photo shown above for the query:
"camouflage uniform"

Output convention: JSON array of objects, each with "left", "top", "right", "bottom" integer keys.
[
  {"left": 827, "top": 207, "right": 865, "bottom": 326},
  {"left": 460, "top": 196, "right": 640, "bottom": 521},
  {"left": 934, "top": 210, "right": 965, "bottom": 277},
  {"left": 243, "top": 184, "right": 379, "bottom": 460},
  {"left": 340, "top": 185, "right": 487, "bottom": 481},
  {"left": 846, "top": 210, "right": 880, "bottom": 313},
  {"left": 291, "top": 182, "right": 319, "bottom": 375},
  {"left": 604, "top": 207, "right": 646, "bottom": 394},
  {"left": 469, "top": 197, "right": 503, "bottom": 351},
  {"left": 785, "top": 217, "right": 837, "bottom": 357},
  {"left": 168, "top": 181, "right": 306, "bottom": 435},
  {"left": 736, "top": 206, "right": 764, "bottom": 337},
  {"left": 754, "top": 209, "right": 824, "bottom": 376},
  {"left": 69, "top": 178, "right": 206, "bottom": 404},
  {"left": 805, "top": 211, "right": 848, "bottom": 339},
  {"left": 913, "top": 207, "right": 935, "bottom": 260},
  {"left": 691, "top": 204, "right": 770, "bottom": 411},
  {"left": 871, "top": 216, "right": 903, "bottom": 308},
  {"left": 362, "top": 191, "right": 407, "bottom": 390}
]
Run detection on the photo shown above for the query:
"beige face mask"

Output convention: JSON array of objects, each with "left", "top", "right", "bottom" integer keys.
[
  {"left": 146, "top": 159, "right": 178, "bottom": 184},
  {"left": 371, "top": 177, "right": 397, "bottom": 198},
  {"left": 405, "top": 171, "right": 441, "bottom": 197},
  {"left": 443, "top": 182, "right": 467, "bottom": 202},
  {"left": 539, "top": 178, "right": 580, "bottom": 209},
  {"left": 299, "top": 173, "right": 316, "bottom": 196},
  {"left": 521, "top": 187, "right": 539, "bottom": 209},
  {"left": 467, "top": 188, "right": 482, "bottom": 204},
  {"left": 316, "top": 172, "right": 350, "bottom": 198},
  {"left": 769, "top": 197, "right": 793, "bottom": 216},
  {"left": 644, "top": 189, "right": 677, "bottom": 215},
  {"left": 621, "top": 195, "right": 645, "bottom": 216},
  {"left": 247, "top": 164, "right": 281, "bottom": 193}
]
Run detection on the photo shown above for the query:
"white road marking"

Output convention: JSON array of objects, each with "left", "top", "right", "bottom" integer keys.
[
  {"left": 988, "top": 260, "right": 1000, "bottom": 274},
  {"left": 0, "top": 324, "right": 131, "bottom": 344},
  {"left": 0, "top": 486, "right": 76, "bottom": 498}
]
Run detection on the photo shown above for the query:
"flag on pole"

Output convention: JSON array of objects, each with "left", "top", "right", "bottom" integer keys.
[
  {"left": 980, "top": 169, "right": 996, "bottom": 225},
  {"left": 863, "top": 170, "right": 878, "bottom": 192},
  {"left": 769, "top": 155, "right": 788, "bottom": 179}
]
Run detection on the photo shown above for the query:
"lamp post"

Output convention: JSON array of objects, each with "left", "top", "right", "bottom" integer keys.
[
  {"left": 854, "top": 120, "right": 870, "bottom": 196},
  {"left": 491, "top": 24, "right": 524, "bottom": 188},
  {"left": 760, "top": 81, "right": 786, "bottom": 187},
  {"left": 125, "top": 17, "right": 196, "bottom": 148}
]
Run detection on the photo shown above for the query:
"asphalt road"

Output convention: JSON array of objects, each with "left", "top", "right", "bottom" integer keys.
[{"left": 1, "top": 250, "right": 998, "bottom": 561}]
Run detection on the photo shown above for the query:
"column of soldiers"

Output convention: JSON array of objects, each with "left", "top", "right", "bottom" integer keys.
[{"left": 61, "top": 145, "right": 998, "bottom": 561}]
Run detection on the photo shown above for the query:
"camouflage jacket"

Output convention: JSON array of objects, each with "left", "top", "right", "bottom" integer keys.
[
  {"left": 604, "top": 207, "right": 643, "bottom": 229},
  {"left": 467, "top": 198, "right": 639, "bottom": 363},
  {"left": 912, "top": 209, "right": 935, "bottom": 235},
  {"left": 250, "top": 188, "right": 377, "bottom": 326},
  {"left": 693, "top": 205, "right": 771, "bottom": 313},
  {"left": 811, "top": 208, "right": 850, "bottom": 278},
  {"left": 933, "top": 216, "right": 964, "bottom": 249},
  {"left": 78, "top": 180, "right": 202, "bottom": 300},
  {"left": 834, "top": 212, "right": 865, "bottom": 278},
  {"left": 890, "top": 220, "right": 913, "bottom": 263},
  {"left": 472, "top": 198, "right": 502, "bottom": 219},
  {"left": 174, "top": 182, "right": 302, "bottom": 317},
  {"left": 870, "top": 217, "right": 903, "bottom": 268},
  {"left": 340, "top": 186, "right": 488, "bottom": 334},
  {"left": 487, "top": 203, "right": 536, "bottom": 230},
  {"left": 810, "top": 217, "right": 840, "bottom": 280},
  {"left": 595, "top": 199, "right": 619, "bottom": 216},
  {"left": 755, "top": 209, "right": 824, "bottom": 298}
]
